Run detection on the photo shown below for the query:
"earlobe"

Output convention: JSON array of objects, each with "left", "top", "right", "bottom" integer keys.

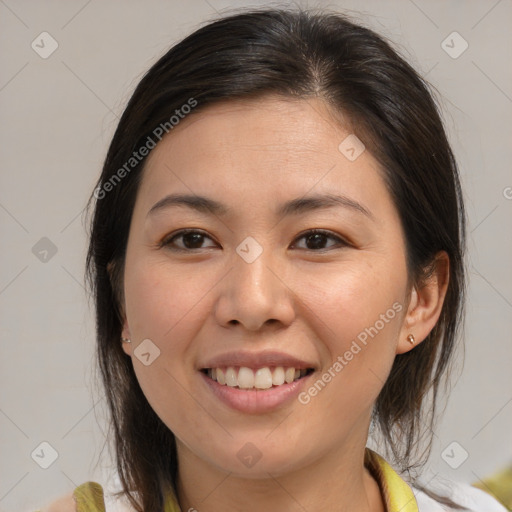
[
  {"left": 107, "top": 260, "right": 132, "bottom": 356},
  {"left": 396, "top": 251, "right": 450, "bottom": 355},
  {"left": 121, "top": 320, "right": 132, "bottom": 356}
]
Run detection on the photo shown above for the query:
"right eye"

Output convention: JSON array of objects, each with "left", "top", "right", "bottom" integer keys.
[{"left": 161, "top": 229, "right": 219, "bottom": 251}]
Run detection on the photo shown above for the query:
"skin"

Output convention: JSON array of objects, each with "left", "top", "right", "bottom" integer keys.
[{"left": 118, "top": 96, "right": 449, "bottom": 512}]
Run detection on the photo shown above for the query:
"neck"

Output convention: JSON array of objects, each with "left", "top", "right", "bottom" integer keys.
[{"left": 175, "top": 441, "right": 385, "bottom": 512}]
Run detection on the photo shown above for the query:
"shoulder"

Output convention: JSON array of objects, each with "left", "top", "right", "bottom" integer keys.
[
  {"left": 413, "top": 480, "right": 507, "bottom": 512},
  {"left": 39, "top": 491, "right": 76, "bottom": 512}
]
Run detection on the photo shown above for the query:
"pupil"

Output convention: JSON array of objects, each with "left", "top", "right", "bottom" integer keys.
[
  {"left": 184, "top": 233, "right": 203, "bottom": 248},
  {"left": 307, "top": 233, "right": 326, "bottom": 249}
]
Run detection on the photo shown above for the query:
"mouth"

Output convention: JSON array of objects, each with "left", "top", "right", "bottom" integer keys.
[
  {"left": 198, "top": 351, "right": 318, "bottom": 413},
  {"left": 200, "top": 366, "right": 315, "bottom": 390},
  {"left": 199, "top": 365, "right": 316, "bottom": 413}
]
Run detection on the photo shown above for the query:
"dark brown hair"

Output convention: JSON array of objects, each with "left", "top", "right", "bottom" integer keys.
[{"left": 85, "top": 8, "right": 467, "bottom": 511}]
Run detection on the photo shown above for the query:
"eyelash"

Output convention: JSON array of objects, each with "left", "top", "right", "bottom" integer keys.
[{"left": 160, "top": 228, "right": 349, "bottom": 252}]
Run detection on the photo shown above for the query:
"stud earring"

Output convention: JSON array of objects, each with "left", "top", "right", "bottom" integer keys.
[
  {"left": 121, "top": 337, "right": 131, "bottom": 343},
  {"left": 407, "top": 334, "right": 415, "bottom": 345}
]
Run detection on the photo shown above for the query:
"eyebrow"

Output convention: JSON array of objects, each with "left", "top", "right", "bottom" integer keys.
[{"left": 147, "top": 193, "right": 374, "bottom": 220}]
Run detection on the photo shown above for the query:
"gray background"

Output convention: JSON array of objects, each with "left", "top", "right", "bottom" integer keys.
[{"left": 0, "top": 0, "right": 511, "bottom": 510}]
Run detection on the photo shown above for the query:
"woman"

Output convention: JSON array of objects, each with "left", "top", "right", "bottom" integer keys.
[{"left": 38, "top": 8, "right": 506, "bottom": 512}]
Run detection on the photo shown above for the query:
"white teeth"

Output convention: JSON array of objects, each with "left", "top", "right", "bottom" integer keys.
[
  {"left": 238, "top": 367, "right": 255, "bottom": 389},
  {"left": 254, "top": 368, "right": 273, "bottom": 389},
  {"left": 225, "top": 367, "right": 238, "bottom": 387},
  {"left": 285, "top": 367, "right": 296, "bottom": 384},
  {"left": 272, "top": 366, "right": 285, "bottom": 386},
  {"left": 216, "top": 368, "right": 226, "bottom": 385},
  {"left": 206, "top": 366, "right": 310, "bottom": 389}
]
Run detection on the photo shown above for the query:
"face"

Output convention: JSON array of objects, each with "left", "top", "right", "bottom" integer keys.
[{"left": 120, "top": 96, "right": 414, "bottom": 477}]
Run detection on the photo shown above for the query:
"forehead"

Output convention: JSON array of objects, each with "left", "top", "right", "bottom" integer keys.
[
  {"left": 146, "top": 96, "right": 349, "bottom": 161},
  {"left": 135, "top": 95, "right": 392, "bottom": 221}
]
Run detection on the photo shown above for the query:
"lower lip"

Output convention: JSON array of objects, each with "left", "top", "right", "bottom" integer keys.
[{"left": 199, "top": 371, "right": 313, "bottom": 414}]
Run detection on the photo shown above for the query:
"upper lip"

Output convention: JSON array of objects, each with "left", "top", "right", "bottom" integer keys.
[{"left": 199, "top": 350, "right": 316, "bottom": 370}]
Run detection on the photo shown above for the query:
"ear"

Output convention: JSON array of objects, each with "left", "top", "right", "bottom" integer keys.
[
  {"left": 107, "top": 261, "right": 132, "bottom": 356},
  {"left": 396, "top": 251, "right": 450, "bottom": 355},
  {"left": 120, "top": 316, "right": 133, "bottom": 356}
]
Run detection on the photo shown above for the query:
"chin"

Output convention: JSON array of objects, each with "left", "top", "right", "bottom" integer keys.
[{"left": 199, "top": 440, "right": 313, "bottom": 479}]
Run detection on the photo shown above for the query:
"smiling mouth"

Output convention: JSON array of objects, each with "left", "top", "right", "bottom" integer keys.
[{"left": 201, "top": 366, "right": 315, "bottom": 390}]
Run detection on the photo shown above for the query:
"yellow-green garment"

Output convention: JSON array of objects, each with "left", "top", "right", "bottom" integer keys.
[
  {"left": 54, "top": 449, "right": 420, "bottom": 512},
  {"left": 472, "top": 464, "right": 512, "bottom": 510}
]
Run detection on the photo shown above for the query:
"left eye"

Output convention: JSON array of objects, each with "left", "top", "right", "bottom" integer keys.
[
  {"left": 161, "top": 229, "right": 346, "bottom": 252},
  {"left": 291, "top": 229, "right": 347, "bottom": 251}
]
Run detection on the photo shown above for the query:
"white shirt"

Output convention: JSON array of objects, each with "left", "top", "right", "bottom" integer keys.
[{"left": 413, "top": 480, "right": 507, "bottom": 511}]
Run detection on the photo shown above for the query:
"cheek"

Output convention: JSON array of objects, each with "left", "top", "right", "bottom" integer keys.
[
  {"left": 300, "top": 258, "right": 405, "bottom": 403},
  {"left": 304, "top": 256, "right": 404, "bottom": 339},
  {"left": 124, "top": 258, "right": 208, "bottom": 342},
  {"left": 122, "top": 260, "right": 218, "bottom": 446},
  {"left": 122, "top": 259, "right": 201, "bottom": 400}
]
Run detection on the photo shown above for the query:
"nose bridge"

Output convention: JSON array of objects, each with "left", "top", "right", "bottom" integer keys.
[
  {"left": 233, "top": 235, "right": 278, "bottom": 302},
  {"left": 214, "top": 235, "right": 295, "bottom": 330}
]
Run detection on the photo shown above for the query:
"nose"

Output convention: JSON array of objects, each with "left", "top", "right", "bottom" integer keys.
[{"left": 213, "top": 243, "right": 296, "bottom": 332}]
